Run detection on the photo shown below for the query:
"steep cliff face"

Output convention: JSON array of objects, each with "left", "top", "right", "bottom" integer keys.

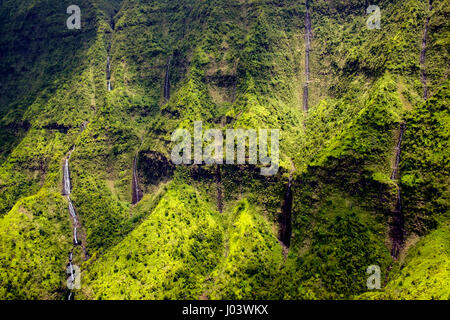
[{"left": 0, "top": 0, "right": 448, "bottom": 300}]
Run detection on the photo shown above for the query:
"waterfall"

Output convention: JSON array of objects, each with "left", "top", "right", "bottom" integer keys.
[
  {"left": 69, "top": 262, "right": 75, "bottom": 282},
  {"left": 390, "top": 123, "right": 405, "bottom": 180},
  {"left": 389, "top": 123, "right": 406, "bottom": 259},
  {"left": 388, "top": 0, "right": 432, "bottom": 260},
  {"left": 68, "top": 199, "right": 78, "bottom": 225},
  {"left": 68, "top": 198, "right": 76, "bottom": 219},
  {"left": 132, "top": 156, "right": 142, "bottom": 204},
  {"left": 63, "top": 159, "right": 71, "bottom": 195},
  {"left": 303, "top": 1, "right": 311, "bottom": 112},
  {"left": 164, "top": 58, "right": 171, "bottom": 100},
  {"left": 61, "top": 149, "right": 87, "bottom": 300},
  {"left": 67, "top": 259, "right": 75, "bottom": 300},
  {"left": 420, "top": 0, "right": 433, "bottom": 100},
  {"left": 106, "top": 56, "right": 112, "bottom": 91}
]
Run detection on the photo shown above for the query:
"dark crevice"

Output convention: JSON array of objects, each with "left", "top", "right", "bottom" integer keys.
[
  {"left": 132, "top": 155, "right": 143, "bottom": 205},
  {"left": 164, "top": 57, "right": 171, "bottom": 100},
  {"left": 279, "top": 173, "right": 293, "bottom": 248},
  {"left": 389, "top": 122, "right": 406, "bottom": 259},
  {"left": 139, "top": 151, "right": 175, "bottom": 186},
  {"left": 387, "top": 0, "right": 432, "bottom": 262},
  {"left": 42, "top": 123, "right": 71, "bottom": 133}
]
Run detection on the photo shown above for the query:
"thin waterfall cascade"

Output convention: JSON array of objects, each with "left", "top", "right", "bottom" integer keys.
[
  {"left": 74, "top": 227, "right": 78, "bottom": 245},
  {"left": 106, "top": 56, "right": 112, "bottom": 91},
  {"left": 420, "top": 0, "right": 433, "bottom": 100},
  {"left": 67, "top": 254, "right": 75, "bottom": 301},
  {"left": 62, "top": 159, "right": 71, "bottom": 195},
  {"left": 385, "top": 0, "right": 432, "bottom": 273},
  {"left": 388, "top": 0, "right": 432, "bottom": 259},
  {"left": 391, "top": 123, "right": 405, "bottom": 180},
  {"left": 303, "top": 1, "right": 311, "bottom": 112},
  {"left": 68, "top": 197, "right": 78, "bottom": 224},
  {"left": 132, "top": 156, "right": 142, "bottom": 204},
  {"left": 164, "top": 58, "right": 171, "bottom": 100},
  {"left": 63, "top": 153, "right": 82, "bottom": 246},
  {"left": 69, "top": 262, "right": 75, "bottom": 282},
  {"left": 389, "top": 123, "right": 406, "bottom": 259},
  {"left": 61, "top": 149, "right": 86, "bottom": 300},
  {"left": 107, "top": 56, "right": 111, "bottom": 78}
]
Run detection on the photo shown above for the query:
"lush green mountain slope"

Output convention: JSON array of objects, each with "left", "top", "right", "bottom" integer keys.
[
  {"left": 360, "top": 222, "right": 450, "bottom": 300},
  {"left": 0, "top": 190, "right": 71, "bottom": 299},
  {"left": 0, "top": 0, "right": 448, "bottom": 300}
]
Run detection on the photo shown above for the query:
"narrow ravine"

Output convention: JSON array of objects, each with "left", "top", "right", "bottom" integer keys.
[
  {"left": 302, "top": 0, "right": 311, "bottom": 112},
  {"left": 132, "top": 156, "right": 142, "bottom": 205},
  {"left": 390, "top": 123, "right": 405, "bottom": 182},
  {"left": 164, "top": 57, "right": 171, "bottom": 100},
  {"left": 279, "top": 170, "right": 294, "bottom": 249},
  {"left": 420, "top": 0, "right": 433, "bottom": 100},
  {"left": 385, "top": 1, "right": 432, "bottom": 280},
  {"left": 389, "top": 123, "right": 406, "bottom": 259},
  {"left": 106, "top": 17, "right": 115, "bottom": 92},
  {"left": 215, "top": 165, "right": 223, "bottom": 213},
  {"left": 62, "top": 149, "right": 88, "bottom": 300}
]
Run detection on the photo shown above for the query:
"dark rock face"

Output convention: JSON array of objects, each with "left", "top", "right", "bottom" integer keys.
[
  {"left": 279, "top": 177, "right": 293, "bottom": 247},
  {"left": 139, "top": 151, "right": 175, "bottom": 186}
]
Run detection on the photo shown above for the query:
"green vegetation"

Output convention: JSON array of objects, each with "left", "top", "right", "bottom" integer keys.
[
  {"left": 401, "top": 82, "right": 450, "bottom": 233},
  {"left": 208, "top": 199, "right": 284, "bottom": 299},
  {"left": 360, "top": 223, "right": 450, "bottom": 300},
  {"left": 0, "top": 0, "right": 448, "bottom": 300},
  {"left": 0, "top": 190, "right": 71, "bottom": 299},
  {"left": 79, "top": 183, "right": 223, "bottom": 299}
]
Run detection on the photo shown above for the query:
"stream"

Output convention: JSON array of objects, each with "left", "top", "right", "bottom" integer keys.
[
  {"left": 62, "top": 149, "right": 85, "bottom": 300},
  {"left": 164, "top": 57, "right": 171, "bottom": 100},
  {"left": 420, "top": 0, "right": 433, "bottom": 100},
  {"left": 106, "top": 56, "right": 112, "bottom": 91},
  {"left": 303, "top": 0, "right": 311, "bottom": 112}
]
